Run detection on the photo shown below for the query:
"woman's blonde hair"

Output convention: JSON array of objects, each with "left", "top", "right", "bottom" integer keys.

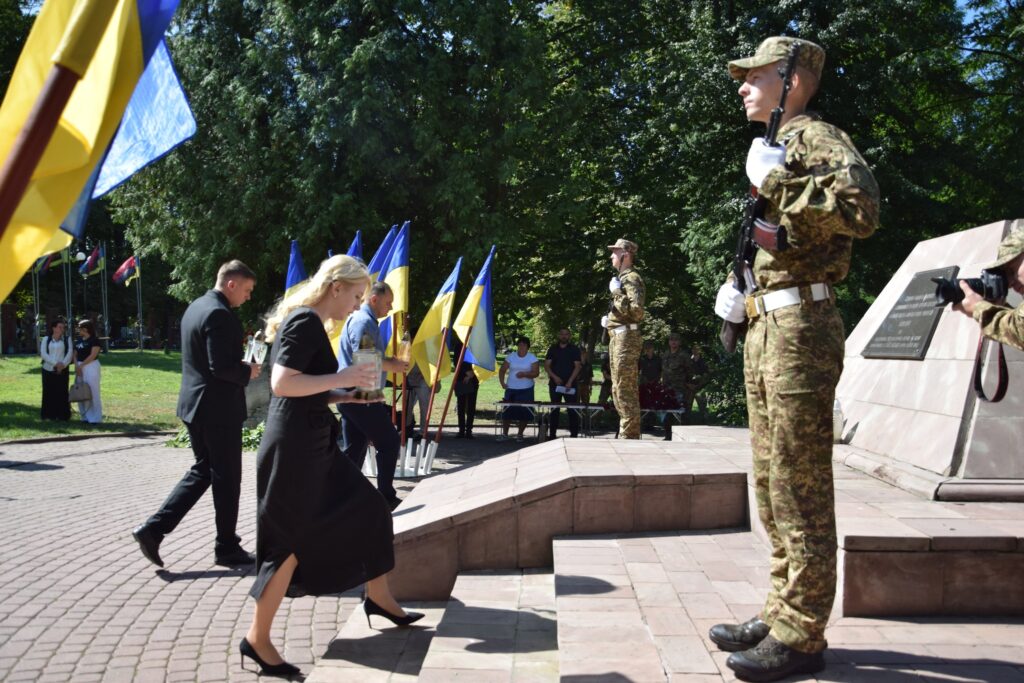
[{"left": 264, "top": 254, "right": 370, "bottom": 342}]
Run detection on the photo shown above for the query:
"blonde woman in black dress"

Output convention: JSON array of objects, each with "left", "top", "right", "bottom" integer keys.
[{"left": 242, "top": 255, "right": 423, "bottom": 677}]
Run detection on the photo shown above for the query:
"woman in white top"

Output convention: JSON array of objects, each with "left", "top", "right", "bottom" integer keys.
[
  {"left": 498, "top": 336, "right": 540, "bottom": 441},
  {"left": 73, "top": 319, "right": 103, "bottom": 424},
  {"left": 39, "top": 318, "right": 73, "bottom": 420}
]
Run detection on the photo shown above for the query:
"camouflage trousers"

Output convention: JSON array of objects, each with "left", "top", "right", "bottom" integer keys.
[
  {"left": 609, "top": 328, "right": 642, "bottom": 439},
  {"left": 744, "top": 298, "right": 844, "bottom": 654}
]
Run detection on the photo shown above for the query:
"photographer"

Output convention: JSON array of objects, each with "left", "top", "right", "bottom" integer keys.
[{"left": 954, "top": 230, "right": 1024, "bottom": 350}]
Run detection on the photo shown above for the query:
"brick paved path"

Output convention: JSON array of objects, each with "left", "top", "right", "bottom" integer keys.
[{"left": 0, "top": 434, "right": 367, "bottom": 682}]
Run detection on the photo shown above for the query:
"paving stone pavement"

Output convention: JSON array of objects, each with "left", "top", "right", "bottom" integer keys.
[{"left": 0, "top": 434, "right": 378, "bottom": 683}]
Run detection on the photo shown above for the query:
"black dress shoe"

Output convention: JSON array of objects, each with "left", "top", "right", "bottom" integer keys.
[
  {"left": 363, "top": 597, "right": 425, "bottom": 628},
  {"left": 132, "top": 525, "right": 164, "bottom": 568},
  {"left": 215, "top": 547, "right": 256, "bottom": 567},
  {"left": 709, "top": 616, "right": 770, "bottom": 652},
  {"left": 239, "top": 637, "right": 300, "bottom": 677},
  {"left": 387, "top": 497, "right": 401, "bottom": 511},
  {"left": 726, "top": 635, "right": 826, "bottom": 682}
]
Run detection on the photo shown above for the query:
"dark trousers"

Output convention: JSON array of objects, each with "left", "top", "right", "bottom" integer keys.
[
  {"left": 457, "top": 389, "right": 478, "bottom": 434},
  {"left": 41, "top": 368, "right": 71, "bottom": 420},
  {"left": 548, "top": 385, "right": 580, "bottom": 438},
  {"left": 147, "top": 418, "right": 243, "bottom": 551},
  {"left": 339, "top": 403, "right": 400, "bottom": 501}
]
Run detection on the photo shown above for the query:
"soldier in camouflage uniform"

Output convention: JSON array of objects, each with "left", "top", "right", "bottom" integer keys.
[
  {"left": 661, "top": 333, "right": 692, "bottom": 408},
  {"left": 711, "top": 37, "right": 880, "bottom": 682},
  {"left": 955, "top": 225, "right": 1024, "bottom": 350},
  {"left": 603, "top": 238, "right": 645, "bottom": 439}
]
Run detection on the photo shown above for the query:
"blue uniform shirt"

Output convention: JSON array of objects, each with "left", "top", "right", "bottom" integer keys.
[{"left": 337, "top": 303, "right": 386, "bottom": 386}]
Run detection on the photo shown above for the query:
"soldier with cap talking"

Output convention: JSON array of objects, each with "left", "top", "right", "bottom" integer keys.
[
  {"left": 711, "top": 37, "right": 879, "bottom": 681},
  {"left": 955, "top": 226, "right": 1024, "bottom": 350},
  {"left": 602, "top": 238, "right": 645, "bottom": 439}
]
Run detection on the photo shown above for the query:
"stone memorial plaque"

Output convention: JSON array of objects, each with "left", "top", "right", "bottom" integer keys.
[{"left": 861, "top": 266, "right": 959, "bottom": 360}]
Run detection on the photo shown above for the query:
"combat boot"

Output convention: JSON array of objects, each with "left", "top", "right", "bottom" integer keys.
[
  {"left": 726, "top": 635, "right": 826, "bottom": 682},
  {"left": 708, "top": 616, "right": 770, "bottom": 652}
]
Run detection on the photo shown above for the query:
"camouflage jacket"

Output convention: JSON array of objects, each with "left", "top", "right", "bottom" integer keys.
[
  {"left": 973, "top": 300, "right": 1024, "bottom": 351},
  {"left": 756, "top": 113, "right": 880, "bottom": 291},
  {"left": 661, "top": 349, "right": 692, "bottom": 391},
  {"left": 609, "top": 267, "right": 645, "bottom": 326}
]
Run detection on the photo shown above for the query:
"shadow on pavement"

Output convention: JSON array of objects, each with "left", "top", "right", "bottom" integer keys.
[
  {"left": 0, "top": 460, "right": 63, "bottom": 471},
  {"left": 156, "top": 568, "right": 254, "bottom": 582}
]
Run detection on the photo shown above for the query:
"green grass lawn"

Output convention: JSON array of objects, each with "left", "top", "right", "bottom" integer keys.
[{"left": 0, "top": 350, "right": 182, "bottom": 441}]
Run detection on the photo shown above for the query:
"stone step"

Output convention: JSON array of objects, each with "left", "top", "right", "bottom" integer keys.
[
  {"left": 304, "top": 600, "right": 445, "bottom": 682},
  {"left": 553, "top": 531, "right": 769, "bottom": 682},
  {"left": 417, "top": 569, "right": 559, "bottom": 682}
]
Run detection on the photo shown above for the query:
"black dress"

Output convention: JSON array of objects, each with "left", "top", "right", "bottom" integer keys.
[{"left": 249, "top": 308, "right": 395, "bottom": 600}]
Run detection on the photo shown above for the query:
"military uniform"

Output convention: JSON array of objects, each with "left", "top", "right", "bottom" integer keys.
[
  {"left": 661, "top": 347, "right": 692, "bottom": 405},
  {"left": 606, "top": 240, "right": 645, "bottom": 439},
  {"left": 730, "top": 39, "right": 880, "bottom": 656}
]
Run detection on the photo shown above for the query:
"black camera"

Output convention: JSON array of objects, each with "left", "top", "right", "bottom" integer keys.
[{"left": 932, "top": 269, "right": 1008, "bottom": 306}]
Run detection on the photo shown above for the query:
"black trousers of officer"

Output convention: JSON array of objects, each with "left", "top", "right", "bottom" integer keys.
[
  {"left": 339, "top": 402, "right": 400, "bottom": 502},
  {"left": 548, "top": 385, "right": 580, "bottom": 438},
  {"left": 146, "top": 418, "right": 243, "bottom": 551}
]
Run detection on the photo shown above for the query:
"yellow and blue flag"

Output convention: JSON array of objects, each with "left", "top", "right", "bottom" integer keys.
[
  {"left": 285, "top": 239, "right": 307, "bottom": 295},
  {"left": 366, "top": 225, "right": 397, "bottom": 280},
  {"left": 0, "top": 0, "right": 182, "bottom": 302},
  {"left": 411, "top": 258, "right": 462, "bottom": 385},
  {"left": 453, "top": 245, "right": 497, "bottom": 381},
  {"left": 379, "top": 220, "right": 410, "bottom": 349},
  {"left": 79, "top": 244, "right": 105, "bottom": 276},
  {"left": 62, "top": 39, "right": 196, "bottom": 238},
  {"left": 346, "top": 231, "right": 362, "bottom": 260}
]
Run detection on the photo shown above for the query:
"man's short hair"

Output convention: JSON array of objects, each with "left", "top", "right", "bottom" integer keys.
[
  {"left": 216, "top": 260, "right": 256, "bottom": 286},
  {"left": 668, "top": 333, "right": 681, "bottom": 341},
  {"left": 368, "top": 281, "right": 392, "bottom": 298},
  {"left": 516, "top": 336, "right": 531, "bottom": 347}
]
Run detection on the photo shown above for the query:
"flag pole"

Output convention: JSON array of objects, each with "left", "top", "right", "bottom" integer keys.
[
  {"left": 422, "top": 327, "right": 451, "bottom": 441},
  {"left": 435, "top": 328, "right": 472, "bottom": 445},
  {"left": 390, "top": 313, "right": 399, "bottom": 426},
  {"left": 398, "top": 312, "right": 408, "bottom": 445},
  {"left": 0, "top": 1, "right": 119, "bottom": 240},
  {"left": 100, "top": 241, "right": 109, "bottom": 351},
  {"left": 135, "top": 256, "right": 143, "bottom": 351}
]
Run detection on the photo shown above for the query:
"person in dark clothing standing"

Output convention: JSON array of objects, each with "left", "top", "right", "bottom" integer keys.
[
  {"left": 133, "top": 260, "right": 261, "bottom": 568},
  {"left": 39, "top": 318, "right": 72, "bottom": 420},
  {"left": 453, "top": 339, "right": 479, "bottom": 438},
  {"left": 544, "top": 328, "right": 582, "bottom": 439}
]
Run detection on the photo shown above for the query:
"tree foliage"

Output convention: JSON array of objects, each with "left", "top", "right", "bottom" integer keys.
[{"left": 96, "top": 0, "right": 1024, "bottom": 418}]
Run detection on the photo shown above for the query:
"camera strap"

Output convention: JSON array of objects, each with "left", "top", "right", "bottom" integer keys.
[{"left": 972, "top": 336, "right": 1008, "bottom": 403}]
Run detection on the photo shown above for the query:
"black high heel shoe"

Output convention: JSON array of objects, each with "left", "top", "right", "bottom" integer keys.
[
  {"left": 363, "top": 596, "right": 425, "bottom": 628},
  {"left": 239, "top": 637, "right": 301, "bottom": 678}
]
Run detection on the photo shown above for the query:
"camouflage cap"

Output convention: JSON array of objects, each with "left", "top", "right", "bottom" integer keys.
[
  {"left": 607, "top": 238, "right": 638, "bottom": 254},
  {"left": 987, "top": 228, "right": 1024, "bottom": 271},
  {"left": 728, "top": 36, "right": 826, "bottom": 81}
]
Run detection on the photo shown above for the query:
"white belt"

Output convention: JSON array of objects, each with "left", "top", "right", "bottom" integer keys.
[
  {"left": 610, "top": 324, "right": 639, "bottom": 335},
  {"left": 745, "top": 283, "right": 831, "bottom": 319}
]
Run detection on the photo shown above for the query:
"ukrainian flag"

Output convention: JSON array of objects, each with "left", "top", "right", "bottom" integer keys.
[
  {"left": 379, "top": 220, "right": 410, "bottom": 350},
  {"left": 0, "top": 0, "right": 181, "bottom": 302},
  {"left": 453, "top": 245, "right": 497, "bottom": 382},
  {"left": 285, "top": 239, "right": 307, "bottom": 295},
  {"left": 366, "top": 225, "right": 397, "bottom": 280},
  {"left": 412, "top": 258, "right": 462, "bottom": 385},
  {"left": 346, "top": 231, "right": 362, "bottom": 260}
]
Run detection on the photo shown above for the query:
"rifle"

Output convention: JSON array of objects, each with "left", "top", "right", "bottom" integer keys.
[{"left": 719, "top": 41, "right": 802, "bottom": 353}]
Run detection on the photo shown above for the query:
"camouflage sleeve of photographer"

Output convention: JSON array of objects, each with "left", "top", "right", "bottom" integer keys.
[{"left": 955, "top": 227, "right": 1024, "bottom": 351}]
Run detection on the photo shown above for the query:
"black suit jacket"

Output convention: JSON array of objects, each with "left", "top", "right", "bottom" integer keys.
[{"left": 176, "top": 289, "right": 251, "bottom": 425}]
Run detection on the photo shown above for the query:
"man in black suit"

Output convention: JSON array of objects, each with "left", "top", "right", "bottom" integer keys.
[{"left": 133, "top": 260, "right": 261, "bottom": 568}]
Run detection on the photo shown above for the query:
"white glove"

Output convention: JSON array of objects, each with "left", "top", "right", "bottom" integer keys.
[
  {"left": 600, "top": 315, "right": 609, "bottom": 329},
  {"left": 609, "top": 277, "right": 622, "bottom": 292},
  {"left": 745, "top": 137, "right": 786, "bottom": 189},
  {"left": 715, "top": 282, "right": 747, "bottom": 323}
]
